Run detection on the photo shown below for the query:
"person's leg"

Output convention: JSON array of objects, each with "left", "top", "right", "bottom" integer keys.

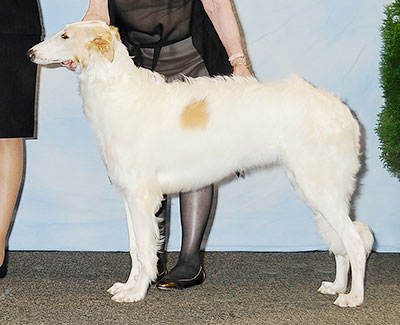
[
  {"left": 157, "top": 185, "right": 213, "bottom": 288},
  {"left": 149, "top": 37, "right": 214, "bottom": 288},
  {"left": 0, "top": 138, "right": 24, "bottom": 267},
  {"left": 177, "top": 185, "right": 214, "bottom": 273}
]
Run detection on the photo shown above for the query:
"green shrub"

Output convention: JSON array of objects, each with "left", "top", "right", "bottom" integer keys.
[{"left": 377, "top": 0, "right": 400, "bottom": 180}]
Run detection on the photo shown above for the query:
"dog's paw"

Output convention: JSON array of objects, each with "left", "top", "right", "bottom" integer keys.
[
  {"left": 318, "top": 281, "right": 346, "bottom": 295},
  {"left": 107, "top": 282, "right": 126, "bottom": 295},
  {"left": 334, "top": 293, "right": 363, "bottom": 308},
  {"left": 107, "top": 282, "right": 147, "bottom": 303},
  {"left": 110, "top": 286, "right": 147, "bottom": 303}
]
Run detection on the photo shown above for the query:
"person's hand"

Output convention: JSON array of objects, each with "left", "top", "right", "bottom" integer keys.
[
  {"left": 61, "top": 60, "right": 77, "bottom": 71},
  {"left": 82, "top": 13, "right": 109, "bottom": 22}
]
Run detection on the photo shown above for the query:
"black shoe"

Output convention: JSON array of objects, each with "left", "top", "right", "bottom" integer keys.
[
  {"left": 156, "top": 266, "right": 206, "bottom": 290},
  {"left": 0, "top": 251, "right": 8, "bottom": 279}
]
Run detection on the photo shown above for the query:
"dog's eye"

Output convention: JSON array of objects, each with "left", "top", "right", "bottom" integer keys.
[{"left": 61, "top": 33, "right": 69, "bottom": 40}]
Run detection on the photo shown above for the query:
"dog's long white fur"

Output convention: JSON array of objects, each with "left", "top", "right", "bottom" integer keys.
[{"left": 29, "top": 21, "right": 374, "bottom": 307}]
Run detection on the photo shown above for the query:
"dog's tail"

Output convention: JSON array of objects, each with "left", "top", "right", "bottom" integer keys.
[{"left": 353, "top": 221, "right": 374, "bottom": 255}]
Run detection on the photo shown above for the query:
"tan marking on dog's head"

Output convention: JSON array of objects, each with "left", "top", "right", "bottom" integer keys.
[
  {"left": 87, "top": 28, "right": 114, "bottom": 62},
  {"left": 28, "top": 21, "right": 119, "bottom": 68},
  {"left": 61, "top": 22, "right": 116, "bottom": 67},
  {"left": 181, "top": 99, "right": 209, "bottom": 129}
]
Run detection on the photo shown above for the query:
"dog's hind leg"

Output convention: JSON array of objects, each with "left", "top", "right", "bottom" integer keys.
[
  {"left": 310, "top": 205, "right": 366, "bottom": 307},
  {"left": 316, "top": 216, "right": 373, "bottom": 298},
  {"left": 285, "top": 168, "right": 372, "bottom": 307},
  {"left": 108, "top": 181, "right": 163, "bottom": 303},
  {"left": 315, "top": 214, "right": 350, "bottom": 295},
  {"left": 286, "top": 170, "right": 350, "bottom": 295},
  {"left": 324, "top": 214, "right": 367, "bottom": 307}
]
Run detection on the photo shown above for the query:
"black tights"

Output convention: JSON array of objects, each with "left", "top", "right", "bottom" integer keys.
[{"left": 157, "top": 185, "right": 214, "bottom": 279}]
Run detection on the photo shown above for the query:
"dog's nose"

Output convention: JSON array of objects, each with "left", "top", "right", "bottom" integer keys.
[{"left": 27, "top": 48, "right": 36, "bottom": 61}]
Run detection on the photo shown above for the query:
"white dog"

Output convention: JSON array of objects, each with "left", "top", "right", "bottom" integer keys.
[{"left": 28, "top": 21, "right": 373, "bottom": 307}]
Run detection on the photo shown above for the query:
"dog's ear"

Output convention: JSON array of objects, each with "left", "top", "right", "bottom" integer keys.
[{"left": 88, "top": 31, "right": 114, "bottom": 62}]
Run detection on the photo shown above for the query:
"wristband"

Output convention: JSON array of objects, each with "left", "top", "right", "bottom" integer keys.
[
  {"left": 228, "top": 52, "right": 245, "bottom": 64},
  {"left": 232, "top": 62, "right": 248, "bottom": 68}
]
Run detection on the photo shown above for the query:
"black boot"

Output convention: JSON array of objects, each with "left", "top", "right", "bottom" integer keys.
[{"left": 0, "top": 250, "right": 8, "bottom": 279}]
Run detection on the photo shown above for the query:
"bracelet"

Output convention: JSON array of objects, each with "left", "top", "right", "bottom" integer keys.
[
  {"left": 228, "top": 52, "right": 245, "bottom": 64},
  {"left": 232, "top": 62, "right": 248, "bottom": 68}
]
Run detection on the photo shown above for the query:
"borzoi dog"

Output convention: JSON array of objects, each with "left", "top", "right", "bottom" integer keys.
[{"left": 28, "top": 21, "right": 373, "bottom": 307}]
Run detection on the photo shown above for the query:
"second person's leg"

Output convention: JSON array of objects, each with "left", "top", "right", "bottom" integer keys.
[{"left": 157, "top": 185, "right": 213, "bottom": 289}]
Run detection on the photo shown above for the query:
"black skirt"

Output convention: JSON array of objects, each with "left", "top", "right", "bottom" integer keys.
[{"left": 0, "top": 33, "right": 41, "bottom": 138}]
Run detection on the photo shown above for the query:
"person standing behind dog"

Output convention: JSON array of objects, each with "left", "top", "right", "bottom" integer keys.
[
  {"left": 0, "top": 0, "right": 43, "bottom": 278},
  {"left": 68, "top": 0, "right": 251, "bottom": 290}
]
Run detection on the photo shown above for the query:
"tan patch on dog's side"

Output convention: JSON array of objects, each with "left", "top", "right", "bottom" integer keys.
[{"left": 181, "top": 99, "right": 209, "bottom": 129}]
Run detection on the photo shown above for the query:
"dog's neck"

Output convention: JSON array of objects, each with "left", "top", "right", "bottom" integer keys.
[
  {"left": 77, "top": 40, "right": 166, "bottom": 91},
  {"left": 78, "top": 39, "right": 167, "bottom": 120},
  {"left": 78, "top": 42, "right": 132, "bottom": 77}
]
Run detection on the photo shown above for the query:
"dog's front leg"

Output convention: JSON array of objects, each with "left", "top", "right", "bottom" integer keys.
[
  {"left": 108, "top": 183, "right": 162, "bottom": 303},
  {"left": 107, "top": 200, "right": 140, "bottom": 297}
]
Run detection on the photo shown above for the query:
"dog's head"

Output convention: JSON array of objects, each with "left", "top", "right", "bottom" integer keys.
[{"left": 28, "top": 20, "right": 120, "bottom": 69}]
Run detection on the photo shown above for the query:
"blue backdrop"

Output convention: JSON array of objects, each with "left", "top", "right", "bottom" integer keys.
[{"left": 9, "top": 0, "right": 400, "bottom": 252}]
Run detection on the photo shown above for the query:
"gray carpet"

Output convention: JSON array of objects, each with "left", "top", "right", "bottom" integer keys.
[{"left": 0, "top": 251, "right": 399, "bottom": 324}]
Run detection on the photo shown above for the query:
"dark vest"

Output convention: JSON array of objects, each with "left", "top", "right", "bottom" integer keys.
[{"left": 108, "top": 0, "right": 231, "bottom": 76}]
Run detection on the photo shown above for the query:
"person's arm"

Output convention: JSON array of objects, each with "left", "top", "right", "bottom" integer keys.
[
  {"left": 83, "top": 0, "right": 110, "bottom": 23},
  {"left": 200, "top": 0, "right": 251, "bottom": 77}
]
